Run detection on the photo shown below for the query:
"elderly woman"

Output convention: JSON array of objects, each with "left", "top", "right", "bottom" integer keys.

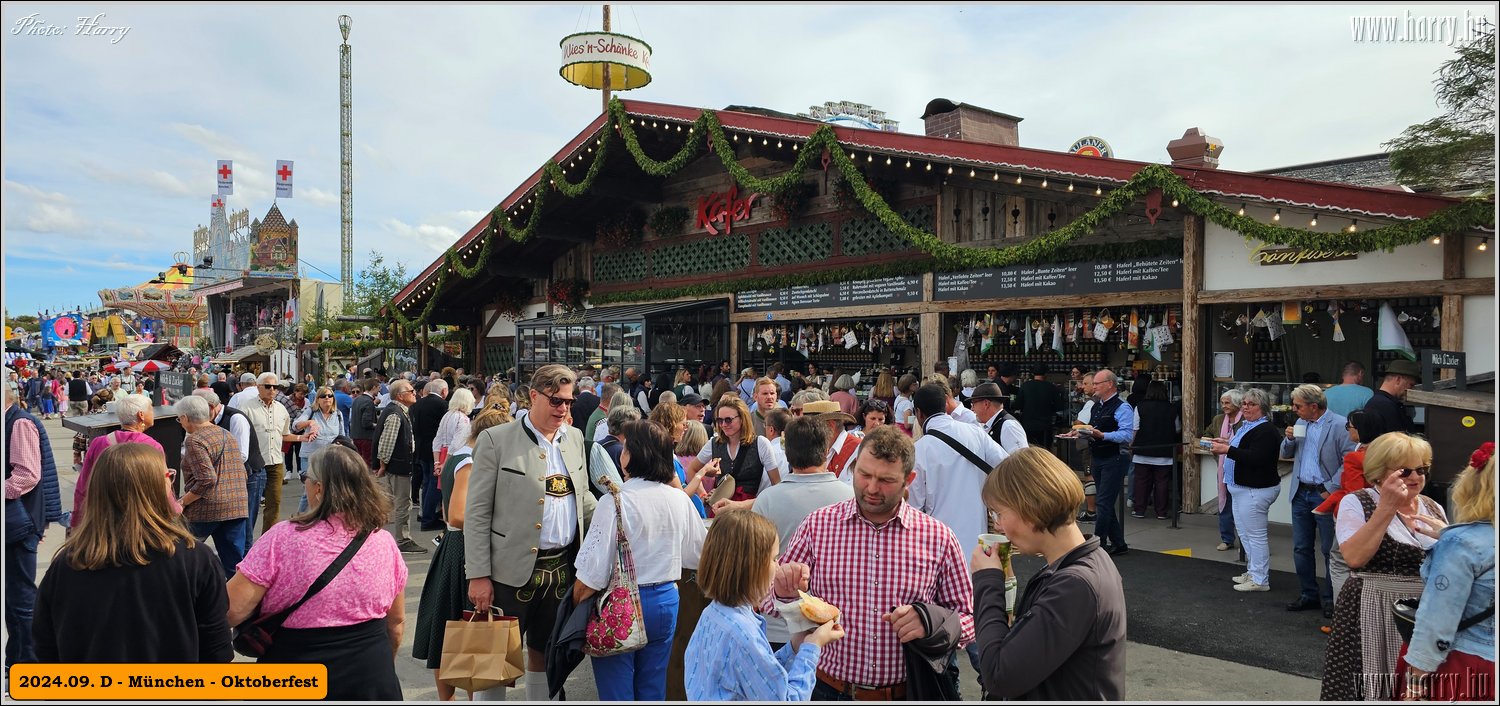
[
  {"left": 227, "top": 445, "right": 407, "bottom": 700},
  {"left": 432, "top": 387, "right": 475, "bottom": 469},
  {"left": 1208, "top": 387, "right": 1281, "bottom": 593},
  {"left": 830, "top": 374, "right": 859, "bottom": 419},
  {"left": 74, "top": 393, "right": 178, "bottom": 529},
  {"left": 1203, "top": 389, "right": 1245, "bottom": 551},
  {"left": 292, "top": 386, "right": 347, "bottom": 513},
  {"left": 1395, "top": 444, "right": 1495, "bottom": 702},
  {"left": 1314, "top": 409, "right": 1384, "bottom": 601},
  {"left": 174, "top": 395, "right": 250, "bottom": 576},
  {"left": 1320, "top": 433, "right": 1448, "bottom": 701}
]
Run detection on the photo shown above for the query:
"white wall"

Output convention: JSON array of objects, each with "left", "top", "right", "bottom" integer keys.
[
  {"left": 1203, "top": 219, "right": 1445, "bottom": 290},
  {"left": 485, "top": 303, "right": 548, "bottom": 338},
  {"left": 1198, "top": 455, "right": 1294, "bottom": 526},
  {"left": 1463, "top": 294, "right": 1495, "bottom": 374}
]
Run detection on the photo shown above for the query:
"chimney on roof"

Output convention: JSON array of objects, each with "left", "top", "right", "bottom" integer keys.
[
  {"left": 920, "top": 99, "right": 1022, "bottom": 147},
  {"left": 1166, "top": 128, "right": 1224, "bottom": 169}
]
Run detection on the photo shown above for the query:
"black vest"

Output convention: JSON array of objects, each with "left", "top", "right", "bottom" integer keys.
[
  {"left": 5, "top": 404, "right": 62, "bottom": 540},
  {"left": 1133, "top": 400, "right": 1178, "bottom": 457},
  {"left": 713, "top": 438, "right": 765, "bottom": 497},
  {"left": 1087, "top": 395, "right": 1126, "bottom": 458},
  {"left": 377, "top": 403, "right": 415, "bottom": 475},
  {"left": 217, "top": 405, "right": 264, "bottom": 472}
]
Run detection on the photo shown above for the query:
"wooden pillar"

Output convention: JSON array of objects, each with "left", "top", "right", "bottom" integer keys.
[
  {"left": 919, "top": 273, "right": 938, "bottom": 375},
  {"left": 1440, "top": 234, "right": 1465, "bottom": 379},
  {"left": 1180, "top": 214, "right": 1205, "bottom": 513},
  {"left": 419, "top": 326, "right": 429, "bottom": 371}
]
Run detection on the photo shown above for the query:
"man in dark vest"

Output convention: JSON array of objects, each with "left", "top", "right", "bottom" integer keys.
[
  {"left": 409, "top": 379, "right": 449, "bottom": 533},
  {"left": 376, "top": 379, "right": 424, "bottom": 554},
  {"left": 5, "top": 386, "right": 63, "bottom": 670},
  {"left": 1084, "top": 370, "right": 1134, "bottom": 557},
  {"left": 192, "top": 389, "right": 263, "bottom": 552},
  {"left": 1016, "top": 364, "right": 1064, "bottom": 448},
  {"left": 349, "top": 378, "right": 381, "bottom": 468}
]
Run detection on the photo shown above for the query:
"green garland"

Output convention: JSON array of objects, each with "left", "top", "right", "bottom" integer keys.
[{"left": 394, "top": 98, "right": 1494, "bottom": 329}]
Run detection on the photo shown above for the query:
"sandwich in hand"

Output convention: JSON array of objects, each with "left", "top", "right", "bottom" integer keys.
[{"left": 798, "top": 591, "right": 840, "bottom": 624}]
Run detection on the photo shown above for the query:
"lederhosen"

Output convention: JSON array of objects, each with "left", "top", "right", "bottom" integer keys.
[{"left": 492, "top": 422, "right": 578, "bottom": 651}]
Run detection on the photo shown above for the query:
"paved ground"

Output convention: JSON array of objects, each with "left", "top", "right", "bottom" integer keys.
[{"left": 10, "top": 415, "right": 1324, "bottom": 700}]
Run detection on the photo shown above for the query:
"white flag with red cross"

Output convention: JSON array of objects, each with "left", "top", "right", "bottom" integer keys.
[
  {"left": 275, "top": 160, "right": 294, "bottom": 198},
  {"left": 217, "top": 160, "right": 233, "bottom": 194},
  {"left": 210, "top": 194, "right": 224, "bottom": 216}
]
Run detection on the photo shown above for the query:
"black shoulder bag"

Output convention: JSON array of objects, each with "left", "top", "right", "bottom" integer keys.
[
  {"left": 232, "top": 529, "right": 372, "bottom": 658},
  {"left": 923, "top": 429, "right": 995, "bottom": 476}
]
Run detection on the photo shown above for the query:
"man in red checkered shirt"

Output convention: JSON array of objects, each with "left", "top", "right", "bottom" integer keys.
[{"left": 768, "top": 425, "right": 974, "bottom": 700}]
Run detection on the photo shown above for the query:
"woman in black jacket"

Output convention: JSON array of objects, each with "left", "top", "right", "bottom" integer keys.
[
  {"left": 970, "top": 447, "right": 1127, "bottom": 700},
  {"left": 1209, "top": 387, "right": 1283, "bottom": 593}
]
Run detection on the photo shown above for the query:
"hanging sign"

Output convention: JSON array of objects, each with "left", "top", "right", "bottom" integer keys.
[
  {"left": 559, "top": 32, "right": 653, "bottom": 90},
  {"left": 1068, "top": 136, "right": 1114, "bottom": 158},
  {"left": 697, "top": 186, "right": 761, "bottom": 235},
  {"left": 1252, "top": 246, "right": 1357, "bottom": 266}
]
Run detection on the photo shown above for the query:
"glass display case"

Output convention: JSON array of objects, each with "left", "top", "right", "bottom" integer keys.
[
  {"left": 515, "top": 301, "right": 726, "bottom": 380},
  {"left": 1210, "top": 380, "right": 1298, "bottom": 429}
]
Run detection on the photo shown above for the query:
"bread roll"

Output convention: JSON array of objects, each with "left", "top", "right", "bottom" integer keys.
[{"left": 799, "top": 591, "right": 840, "bottom": 624}]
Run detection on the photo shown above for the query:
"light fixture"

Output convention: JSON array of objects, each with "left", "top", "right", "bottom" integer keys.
[
  {"left": 849, "top": 151, "right": 856, "bottom": 160},
  {"left": 947, "top": 165, "right": 954, "bottom": 175},
  {"left": 867, "top": 154, "right": 874, "bottom": 163},
  {"left": 792, "top": 143, "right": 798, "bottom": 150},
  {"left": 886, "top": 157, "right": 891, "bottom": 165},
  {"left": 1480, "top": 238, "right": 1489, "bottom": 251},
  {"left": 762, "top": 138, "right": 768, "bottom": 145},
  {"left": 1309, "top": 213, "right": 1318, "bottom": 227},
  {"left": 992, "top": 172, "right": 999, "bottom": 181},
  {"left": 733, "top": 134, "right": 739, "bottom": 141},
  {"left": 777, "top": 140, "right": 783, "bottom": 148},
  {"left": 1067, "top": 182, "right": 1075, "bottom": 192},
  {"left": 1431, "top": 236, "right": 1442, "bottom": 245},
  {"left": 905, "top": 160, "right": 911, "bottom": 168},
  {"left": 1273, "top": 208, "right": 1281, "bottom": 222},
  {"left": 925, "top": 163, "right": 932, "bottom": 171},
  {"left": 969, "top": 169, "right": 976, "bottom": 177},
  {"left": 1095, "top": 185, "right": 1102, "bottom": 196},
  {"left": 1237, "top": 203, "right": 1246, "bottom": 217},
  {"left": 1015, "top": 174, "right": 1023, "bottom": 184},
  {"left": 1347, "top": 219, "right": 1358, "bottom": 233},
  {"left": 1170, "top": 197, "right": 1179, "bottom": 208},
  {"left": 1040, "top": 178, "right": 1049, "bottom": 188}
]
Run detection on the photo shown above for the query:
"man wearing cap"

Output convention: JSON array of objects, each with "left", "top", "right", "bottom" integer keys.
[
  {"left": 679, "top": 392, "right": 708, "bottom": 427},
  {"left": 226, "top": 372, "right": 259, "bottom": 411},
  {"left": 910, "top": 383, "right": 1008, "bottom": 558},
  {"left": 241, "top": 372, "right": 308, "bottom": 536},
  {"left": 802, "top": 400, "right": 862, "bottom": 478},
  {"left": 970, "top": 382, "right": 1028, "bottom": 455},
  {"left": 1362, "top": 359, "right": 1418, "bottom": 441}
]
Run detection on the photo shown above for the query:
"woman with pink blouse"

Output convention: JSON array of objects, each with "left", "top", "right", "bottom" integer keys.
[{"left": 227, "top": 445, "right": 407, "bottom": 700}]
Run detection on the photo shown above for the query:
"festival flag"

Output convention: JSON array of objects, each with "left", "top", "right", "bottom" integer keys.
[
  {"left": 275, "top": 160, "right": 294, "bottom": 198},
  {"left": 211, "top": 194, "right": 225, "bottom": 217},
  {"left": 217, "top": 160, "right": 233, "bottom": 194},
  {"left": 284, "top": 297, "right": 298, "bottom": 327},
  {"left": 1142, "top": 314, "right": 1162, "bottom": 360},
  {"left": 1052, "top": 314, "right": 1064, "bottom": 358},
  {"left": 1023, "top": 317, "right": 1031, "bottom": 355},
  {"left": 1378, "top": 302, "right": 1416, "bottom": 361}
]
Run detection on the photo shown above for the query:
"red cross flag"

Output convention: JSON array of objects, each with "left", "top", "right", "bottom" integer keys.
[
  {"left": 210, "top": 194, "right": 224, "bottom": 214},
  {"left": 275, "top": 160, "right": 294, "bottom": 198},
  {"left": 217, "top": 160, "right": 233, "bottom": 195}
]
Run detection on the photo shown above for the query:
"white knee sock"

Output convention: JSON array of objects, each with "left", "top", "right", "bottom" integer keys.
[
  {"left": 526, "top": 670, "right": 549, "bottom": 701},
  {"left": 470, "top": 685, "right": 504, "bottom": 701}
]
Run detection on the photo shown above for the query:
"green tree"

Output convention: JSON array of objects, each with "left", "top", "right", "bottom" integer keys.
[
  {"left": 347, "top": 250, "right": 410, "bottom": 332},
  {"left": 1384, "top": 24, "right": 1496, "bottom": 194}
]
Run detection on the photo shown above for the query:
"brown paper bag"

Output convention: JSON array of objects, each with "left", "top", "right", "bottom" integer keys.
[{"left": 438, "top": 611, "right": 523, "bottom": 692}]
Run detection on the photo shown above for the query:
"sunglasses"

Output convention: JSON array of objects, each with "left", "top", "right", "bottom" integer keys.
[
  {"left": 1396, "top": 466, "right": 1430, "bottom": 478},
  {"left": 715, "top": 416, "right": 739, "bottom": 425},
  {"left": 538, "top": 393, "right": 575, "bottom": 408},
  {"left": 318, "top": 394, "right": 335, "bottom": 399},
  {"left": 260, "top": 384, "right": 278, "bottom": 389}
]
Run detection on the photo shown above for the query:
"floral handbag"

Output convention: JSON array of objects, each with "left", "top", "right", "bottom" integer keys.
[{"left": 582, "top": 481, "right": 648, "bottom": 657}]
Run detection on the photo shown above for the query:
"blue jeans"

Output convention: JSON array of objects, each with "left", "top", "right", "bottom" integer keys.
[
  {"left": 1291, "top": 484, "right": 1335, "bottom": 606},
  {"left": 189, "top": 518, "right": 248, "bottom": 578},
  {"left": 243, "top": 467, "right": 266, "bottom": 554},
  {"left": 417, "top": 458, "right": 440, "bottom": 526},
  {"left": 1228, "top": 483, "right": 1280, "bottom": 585},
  {"left": 1092, "top": 454, "right": 1129, "bottom": 548},
  {"left": 5, "top": 533, "right": 40, "bottom": 667},
  {"left": 592, "top": 582, "right": 678, "bottom": 700},
  {"left": 1218, "top": 490, "right": 1237, "bottom": 546}
]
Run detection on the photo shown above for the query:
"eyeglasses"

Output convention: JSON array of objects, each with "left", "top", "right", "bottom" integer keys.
[
  {"left": 538, "top": 393, "right": 575, "bottom": 408},
  {"left": 715, "top": 416, "right": 739, "bottom": 425},
  {"left": 1397, "top": 466, "right": 1430, "bottom": 478},
  {"left": 260, "top": 384, "right": 278, "bottom": 389},
  {"left": 865, "top": 400, "right": 890, "bottom": 412},
  {"left": 318, "top": 394, "right": 335, "bottom": 399}
]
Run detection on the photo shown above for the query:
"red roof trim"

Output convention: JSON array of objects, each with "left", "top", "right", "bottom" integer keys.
[{"left": 394, "top": 99, "right": 1467, "bottom": 308}]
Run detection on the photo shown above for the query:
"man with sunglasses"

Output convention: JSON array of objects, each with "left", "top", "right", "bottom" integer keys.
[
  {"left": 241, "top": 373, "right": 308, "bottom": 538},
  {"left": 467, "top": 364, "right": 598, "bottom": 701},
  {"left": 1281, "top": 384, "right": 1358, "bottom": 617}
]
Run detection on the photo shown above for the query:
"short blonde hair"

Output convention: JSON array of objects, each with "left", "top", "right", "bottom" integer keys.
[
  {"left": 755, "top": 377, "right": 779, "bottom": 393},
  {"left": 697, "top": 509, "right": 779, "bottom": 607},
  {"left": 1361, "top": 432, "right": 1433, "bottom": 486},
  {"left": 1452, "top": 454, "right": 1495, "bottom": 525},
  {"left": 982, "top": 447, "right": 1084, "bottom": 534}
]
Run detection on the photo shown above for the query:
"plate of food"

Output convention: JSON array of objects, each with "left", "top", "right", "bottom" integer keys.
[{"left": 777, "top": 591, "right": 841, "bottom": 634}]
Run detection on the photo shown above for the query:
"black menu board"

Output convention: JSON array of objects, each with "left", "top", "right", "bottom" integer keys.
[
  {"left": 933, "top": 256, "right": 1182, "bottom": 301},
  {"left": 736, "top": 275, "right": 923, "bottom": 312}
]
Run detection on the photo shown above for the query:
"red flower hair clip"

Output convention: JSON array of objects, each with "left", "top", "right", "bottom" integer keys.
[{"left": 1470, "top": 442, "right": 1495, "bottom": 471}]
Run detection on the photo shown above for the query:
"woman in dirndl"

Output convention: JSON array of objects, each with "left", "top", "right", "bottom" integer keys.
[{"left": 1320, "top": 432, "right": 1447, "bottom": 700}]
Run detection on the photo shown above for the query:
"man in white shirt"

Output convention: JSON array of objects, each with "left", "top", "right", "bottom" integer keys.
[
  {"left": 970, "top": 383, "right": 1028, "bottom": 455},
  {"left": 240, "top": 372, "right": 306, "bottom": 536},
  {"left": 226, "top": 372, "right": 259, "bottom": 411},
  {"left": 909, "top": 382, "right": 1008, "bottom": 558}
]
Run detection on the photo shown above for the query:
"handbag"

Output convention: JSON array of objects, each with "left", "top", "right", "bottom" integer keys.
[
  {"left": 582, "top": 481, "right": 648, "bottom": 657},
  {"left": 232, "top": 530, "right": 371, "bottom": 658},
  {"left": 1393, "top": 596, "right": 1495, "bottom": 644}
]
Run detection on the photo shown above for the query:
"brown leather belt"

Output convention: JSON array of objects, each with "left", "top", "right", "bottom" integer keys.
[{"left": 816, "top": 669, "right": 906, "bottom": 701}]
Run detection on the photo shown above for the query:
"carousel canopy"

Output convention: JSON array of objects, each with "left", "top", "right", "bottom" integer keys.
[{"left": 97, "top": 264, "right": 207, "bottom": 323}]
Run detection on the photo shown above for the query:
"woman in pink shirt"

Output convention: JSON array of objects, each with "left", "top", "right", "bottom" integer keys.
[
  {"left": 73, "top": 394, "right": 178, "bottom": 530},
  {"left": 227, "top": 445, "right": 406, "bottom": 700}
]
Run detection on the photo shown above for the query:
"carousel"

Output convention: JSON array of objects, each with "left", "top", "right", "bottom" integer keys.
[{"left": 97, "top": 263, "right": 207, "bottom": 349}]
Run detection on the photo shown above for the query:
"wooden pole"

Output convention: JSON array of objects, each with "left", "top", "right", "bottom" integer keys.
[
  {"left": 1180, "top": 214, "right": 1205, "bottom": 513},
  {"left": 601, "top": 5, "right": 611, "bottom": 113},
  {"left": 1440, "top": 233, "right": 1465, "bottom": 380}
]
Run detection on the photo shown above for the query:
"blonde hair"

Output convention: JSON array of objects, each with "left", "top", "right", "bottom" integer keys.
[
  {"left": 1361, "top": 432, "right": 1433, "bottom": 486},
  {"left": 755, "top": 377, "right": 779, "bottom": 394},
  {"left": 714, "top": 397, "right": 757, "bottom": 446},
  {"left": 982, "top": 447, "right": 1084, "bottom": 534},
  {"left": 873, "top": 371, "right": 895, "bottom": 399},
  {"left": 649, "top": 401, "right": 686, "bottom": 435},
  {"left": 468, "top": 409, "right": 510, "bottom": 445},
  {"left": 697, "top": 509, "right": 779, "bottom": 607},
  {"left": 61, "top": 443, "right": 195, "bottom": 570},
  {"left": 676, "top": 420, "right": 708, "bottom": 458},
  {"left": 1451, "top": 454, "right": 1495, "bottom": 525}
]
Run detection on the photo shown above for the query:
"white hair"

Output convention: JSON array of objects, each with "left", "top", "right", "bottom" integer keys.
[
  {"left": 173, "top": 395, "right": 212, "bottom": 423},
  {"left": 191, "top": 388, "right": 222, "bottom": 408},
  {"left": 448, "top": 387, "right": 475, "bottom": 415},
  {"left": 658, "top": 391, "right": 677, "bottom": 407},
  {"left": 960, "top": 369, "right": 979, "bottom": 388},
  {"left": 425, "top": 379, "right": 449, "bottom": 395},
  {"left": 257, "top": 371, "right": 279, "bottom": 385},
  {"left": 115, "top": 393, "right": 154, "bottom": 425}
]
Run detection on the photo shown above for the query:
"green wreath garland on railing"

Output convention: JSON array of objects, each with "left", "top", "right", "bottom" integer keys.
[{"left": 393, "top": 98, "right": 1494, "bottom": 329}]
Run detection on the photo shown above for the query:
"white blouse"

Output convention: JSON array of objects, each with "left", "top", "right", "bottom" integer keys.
[
  {"left": 1335, "top": 488, "right": 1445, "bottom": 550},
  {"left": 433, "top": 410, "right": 471, "bottom": 456},
  {"left": 575, "top": 478, "right": 706, "bottom": 590}
]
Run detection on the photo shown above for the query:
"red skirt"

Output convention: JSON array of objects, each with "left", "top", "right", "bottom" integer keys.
[{"left": 1395, "top": 642, "right": 1495, "bottom": 701}]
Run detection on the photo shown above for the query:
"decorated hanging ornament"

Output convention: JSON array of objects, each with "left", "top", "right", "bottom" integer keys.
[{"left": 1328, "top": 300, "right": 1346, "bottom": 342}]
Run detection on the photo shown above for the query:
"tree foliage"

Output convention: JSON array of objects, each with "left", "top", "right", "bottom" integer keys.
[
  {"left": 1385, "top": 24, "right": 1496, "bottom": 194},
  {"left": 347, "top": 250, "right": 409, "bottom": 331}
]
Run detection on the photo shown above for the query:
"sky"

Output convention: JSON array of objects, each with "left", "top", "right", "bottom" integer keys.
[{"left": 2, "top": 2, "right": 1493, "bottom": 318}]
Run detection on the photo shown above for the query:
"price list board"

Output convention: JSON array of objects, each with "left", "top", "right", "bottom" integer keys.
[
  {"left": 933, "top": 256, "right": 1183, "bottom": 301},
  {"left": 736, "top": 275, "right": 923, "bottom": 313}
]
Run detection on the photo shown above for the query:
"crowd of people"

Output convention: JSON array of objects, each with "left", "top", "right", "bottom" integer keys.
[{"left": 2, "top": 354, "right": 1492, "bottom": 702}]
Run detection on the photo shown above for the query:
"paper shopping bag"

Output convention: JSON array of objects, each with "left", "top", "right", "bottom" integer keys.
[{"left": 438, "top": 611, "right": 524, "bottom": 692}]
